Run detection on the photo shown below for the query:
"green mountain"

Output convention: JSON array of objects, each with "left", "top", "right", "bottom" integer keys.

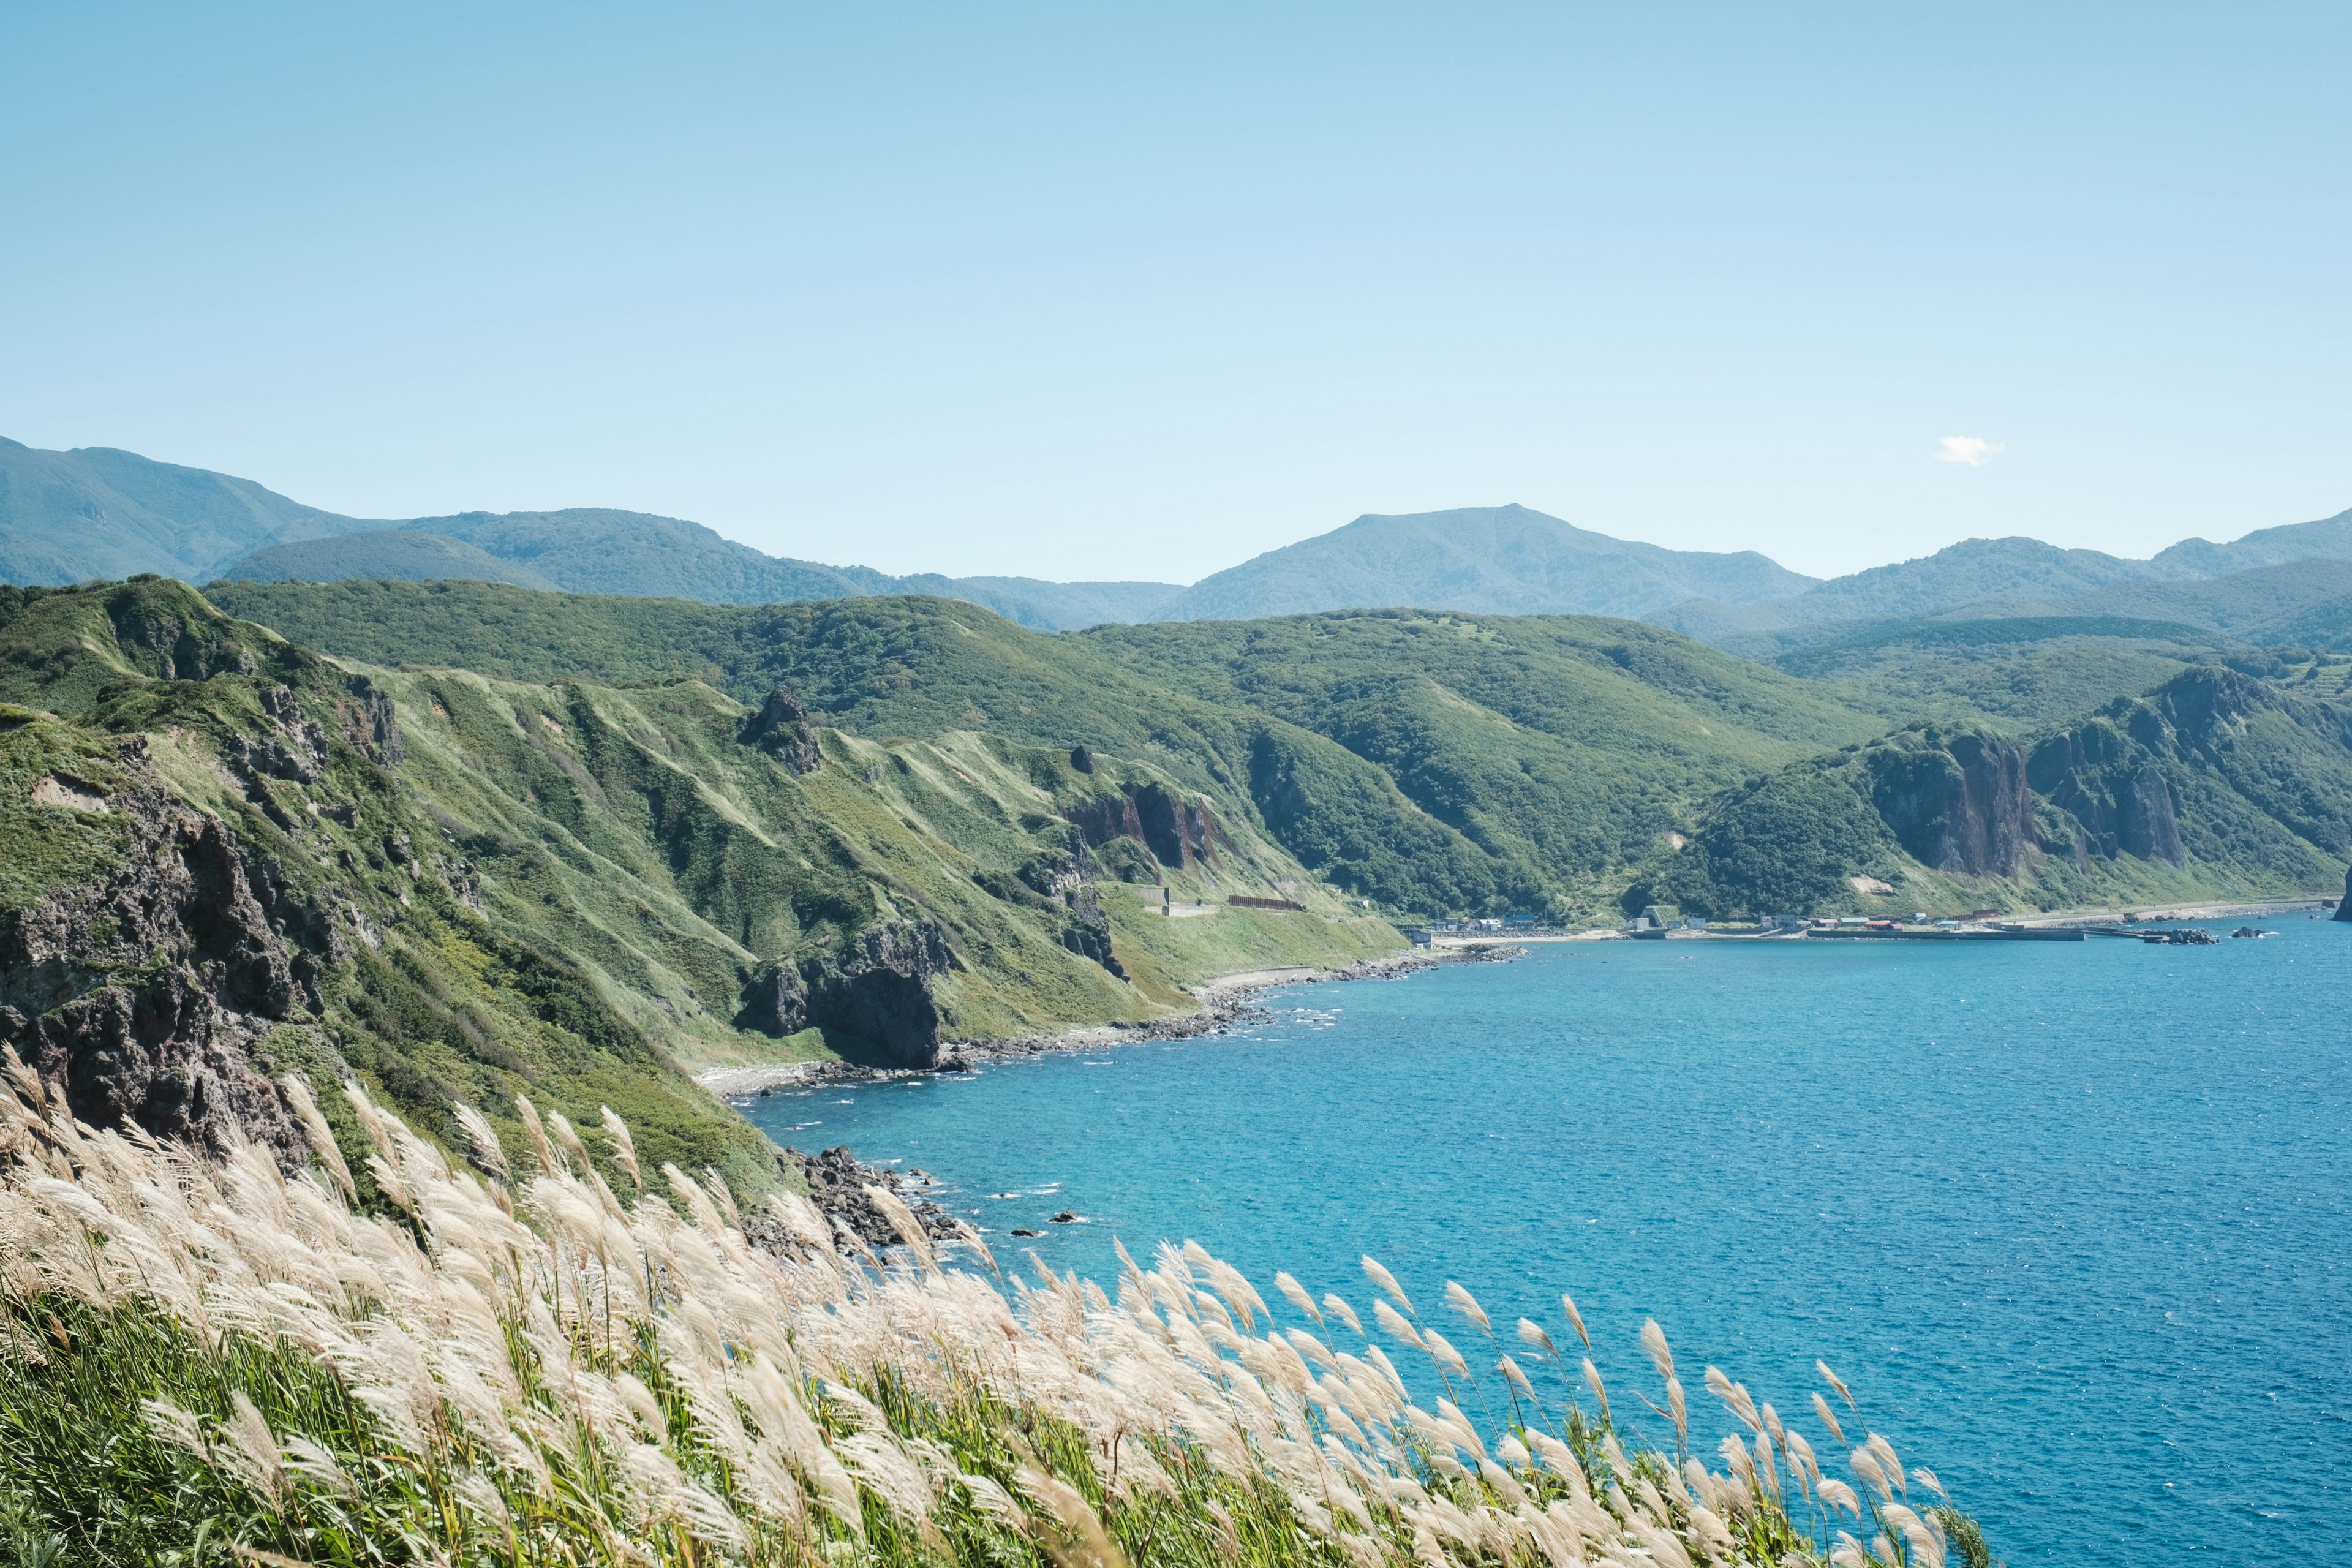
[
  {"left": 1630, "top": 658, "right": 2352, "bottom": 919},
  {"left": 1158, "top": 504, "right": 1818, "bottom": 622},
  {"left": 0, "top": 437, "right": 378, "bottom": 584},
  {"left": 0, "top": 576, "right": 1397, "bottom": 1197},
  {"left": 1656, "top": 512, "right": 2352, "bottom": 646},
  {"left": 3, "top": 439, "right": 1188, "bottom": 632}
]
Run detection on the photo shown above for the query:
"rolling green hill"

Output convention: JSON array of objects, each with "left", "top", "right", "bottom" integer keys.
[
  {"left": 210, "top": 581, "right": 1914, "bottom": 913},
  {"left": 224, "top": 529, "right": 561, "bottom": 590},
  {"left": 1076, "top": 609, "right": 1890, "bottom": 906}
]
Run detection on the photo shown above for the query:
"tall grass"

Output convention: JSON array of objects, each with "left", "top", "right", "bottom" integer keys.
[{"left": 0, "top": 1052, "right": 1991, "bottom": 1567}]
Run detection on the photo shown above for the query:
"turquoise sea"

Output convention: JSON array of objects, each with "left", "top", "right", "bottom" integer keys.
[{"left": 740, "top": 919, "right": 2351, "bottom": 1566}]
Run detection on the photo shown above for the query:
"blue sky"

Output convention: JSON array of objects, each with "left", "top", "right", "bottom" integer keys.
[{"left": 2, "top": 2, "right": 2345, "bottom": 582}]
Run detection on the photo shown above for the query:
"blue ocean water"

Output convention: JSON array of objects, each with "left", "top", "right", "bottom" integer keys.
[{"left": 740, "top": 920, "right": 2352, "bottom": 1565}]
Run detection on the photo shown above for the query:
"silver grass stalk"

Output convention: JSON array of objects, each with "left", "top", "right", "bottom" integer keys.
[
  {"left": 598, "top": 1106, "right": 641, "bottom": 1190},
  {"left": 1324, "top": 1292, "right": 1365, "bottom": 1336},
  {"left": 1275, "top": 1270, "right": 1323, "bottom": 1324},
  {"left": 1640, "top": 1318, "right": 1674, "bottom": 1381},
  {"left": 1817, "top": 1357, "right": 1855, "bottom": 1409},
  {"left": 1362, "top": 1254, "right": 1414, "bottom": 1314},
  {"left": 1812, "top": 1389, "right": 1847, "bottom": 1446},
  {"left": 1442, "top": 1280, "right": 1490, "bottom": 1334},
  {"left": 513, "top": 1093, "right": 559, "bottom": 1177},
  {"left": 1560, "top": 1292, "right": 1591, "bottom": 1353},
  {"left": 282, "top": 1076, "right": 356, "bottom": 1200}
]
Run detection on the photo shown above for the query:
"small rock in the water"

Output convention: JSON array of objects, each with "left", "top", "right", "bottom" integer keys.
[
  {"left": 1050, "top": 1210, "right": 1079, "bottom": 1224},
  {"left": 1011, "top": 1228, "right": 1041, "bottom": 1237}
]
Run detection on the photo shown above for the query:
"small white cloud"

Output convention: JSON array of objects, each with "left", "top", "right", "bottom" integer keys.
[{"left": 1936, "top": 435, "right": 2004, "bottom": 467}]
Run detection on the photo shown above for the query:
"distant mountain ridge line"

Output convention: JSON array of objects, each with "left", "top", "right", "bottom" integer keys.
[{"left": 3, "top": 435, "right": 2349, "bottom": 638}]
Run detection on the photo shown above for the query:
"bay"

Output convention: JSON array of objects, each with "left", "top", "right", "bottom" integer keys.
[{"left": 739, "top": 918, "right": 2352, "bottom": 1566}]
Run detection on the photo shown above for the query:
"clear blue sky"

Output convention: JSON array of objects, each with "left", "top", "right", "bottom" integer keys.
[{"left": 2, "top": 2, "right": 2345, "bottom": 582}]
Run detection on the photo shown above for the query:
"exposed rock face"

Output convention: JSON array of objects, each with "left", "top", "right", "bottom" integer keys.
[
  {"left": 734, "top": 960, "right": 807, "bottom": 1038},
  {"left": 0, "top": 763, "right": 324, "bottom": 1169},
  {"left": 2027, "top": 725, "right": 2187, "bottom": 867},
  {"left": 745, "top": 918, "right": 956, "bottom": 1068},
  {"left": 341, "top": 674, "right": 404, "bottom": 766},
  {"left": 1067, "top": 782, "right": 1229, "bottom": 872},
  {"left": 2336, "top": 864, "right": 2352, "bottom": 923},
  {"left": 1057, "top": 886, "right": 1125, "bottom": 978},
  {"left": 1868, "top": 732, "right": 2038, "bottom": 876},
  {"left": 741, "top": 685, "right": 822, "bottom": 775}
]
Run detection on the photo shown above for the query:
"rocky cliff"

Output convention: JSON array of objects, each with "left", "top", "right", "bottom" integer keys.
[{"left": 1867, "top": 729, "right": 2040, "bottom": 876}]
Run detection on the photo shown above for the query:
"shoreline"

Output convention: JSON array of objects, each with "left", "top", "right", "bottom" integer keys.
[
  {"left": 1428, "top": 896, "right": 2332, "bottom": 946},
  {"left": 694, "top": 945, "right": 1513, "bottom": 1098}
]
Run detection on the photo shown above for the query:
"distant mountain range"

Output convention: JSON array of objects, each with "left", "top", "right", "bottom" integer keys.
[{"left": 5, "top": 435, "right": 2350, "bottom": 647}]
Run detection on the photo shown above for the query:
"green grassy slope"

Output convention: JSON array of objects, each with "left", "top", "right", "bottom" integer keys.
[
  {"left": 0, "top": 578, "right": 1400, "bottom": 1197},
  {"left": 206, "top": 579, "right": 1557, "bottom": 915},
  {"left": 1079, "top": 609, "right": 1888, "bottom": 908}
]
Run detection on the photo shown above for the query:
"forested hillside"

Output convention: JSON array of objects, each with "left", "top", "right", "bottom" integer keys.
[{"left": 1631, "top": 660, "right": 2352, "bottom": 918}]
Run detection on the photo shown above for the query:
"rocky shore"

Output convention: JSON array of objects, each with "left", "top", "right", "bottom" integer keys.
[
  {"left": 697, "top": 947, "right": 1477, "bottom": 1096},
  {"left": 744, "top": 1143, "right": 963, "bottom": 1254}
]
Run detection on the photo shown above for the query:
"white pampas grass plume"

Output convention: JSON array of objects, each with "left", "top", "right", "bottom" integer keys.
[
  {"left": 1373, "top": 1298, "right": 1423, "bottom": 1349},
  {"left": 1496, "top": 1355, "right": 1536, "bottom": 1400},
  {"left": 282, "top": 1076, "right": 355, "bottom": 1200},
  {"left": 1850, "top": 1446, "right": 1891, "bottom": 1502},
  {"left": 1515, "top": 1317, "right": 1556, "bottom": 1358},
  {"left": 1323, "top": 1294, "right": 1365, "bottom": 1336},
  {"left": 1640, "top": 1317, "right": 1674, "bottom": 1380},
  {"left": 599, "top": 1106, "right": 641, "bottom": 1190},
  {"left": 863, "top": 1184, "right": 937, "bottom": 1271},
  {"left": 1274, "top": 1270, "right": 1322, "bottom": 1323},
  {"left": 1420, "top": 1328, "right": 1471, "bottom": 1379},
  {"left": 143, "top": 1397, "right": 207, "bottom": 1457},
  {"left": 1812, "top": 1390, "right": 1847, "bottom": 1445},
  {"left": 1582, "top": 1357, "right": 1610, "bottom": 1423},
  {"left": 1362, "top": 1254, "right": 1412, "bottom": 1314},
  {"left": 1914, "top": 1465, "right": 1949, "bottom": 1501},
  {"left": 513, "top": 1093, "right": 559, "bottom": 1177},
  {"left": 1442, "top": 1280, "right": 1490, "bottom": 1333},
  {"left": 1865, "top": 1431, "right": 1906, "bottom": 1496},
  {"left": 1494, "top": 1433, "right": 1531, "bottom": 1468},
  {"left": 1819, "top": 1477, "right": 1862, "bottom": 1515},
  {"left": 1818, "top": 1358, "right": 1854, "bottom": 1409},
  {"left": 451, "top": 1102, "right": 508, "bottom": 1185},
  {"left": 1561, "top": 1292, "right": 1591, "bottom": 1352}
]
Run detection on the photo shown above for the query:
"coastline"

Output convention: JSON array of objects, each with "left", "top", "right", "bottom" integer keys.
[{"left": 693, "top": 944, "right": 1512, "bottom": 1099}]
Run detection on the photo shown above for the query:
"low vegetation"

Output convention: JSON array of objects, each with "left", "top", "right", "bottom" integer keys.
[{"left": 0, "top": 1066, "right": 1996, "bottom": 1567}]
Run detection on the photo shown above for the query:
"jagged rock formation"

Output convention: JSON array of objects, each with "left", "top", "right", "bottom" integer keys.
[
  {"left": 739, "top": 684, "right": 823, "bottom": 775},
  {"left": 2336, "top": 864, "right": 2352, "bottom": 922},
  {"left": 1868, "top": 731, "right": 2040, "bottom": 876},
  {"left": 2029, "top": 731, "right": 2184, "bottom": 867},
  {"left": 0, "top": 751, "right": 326, "bottom": 1170}
]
